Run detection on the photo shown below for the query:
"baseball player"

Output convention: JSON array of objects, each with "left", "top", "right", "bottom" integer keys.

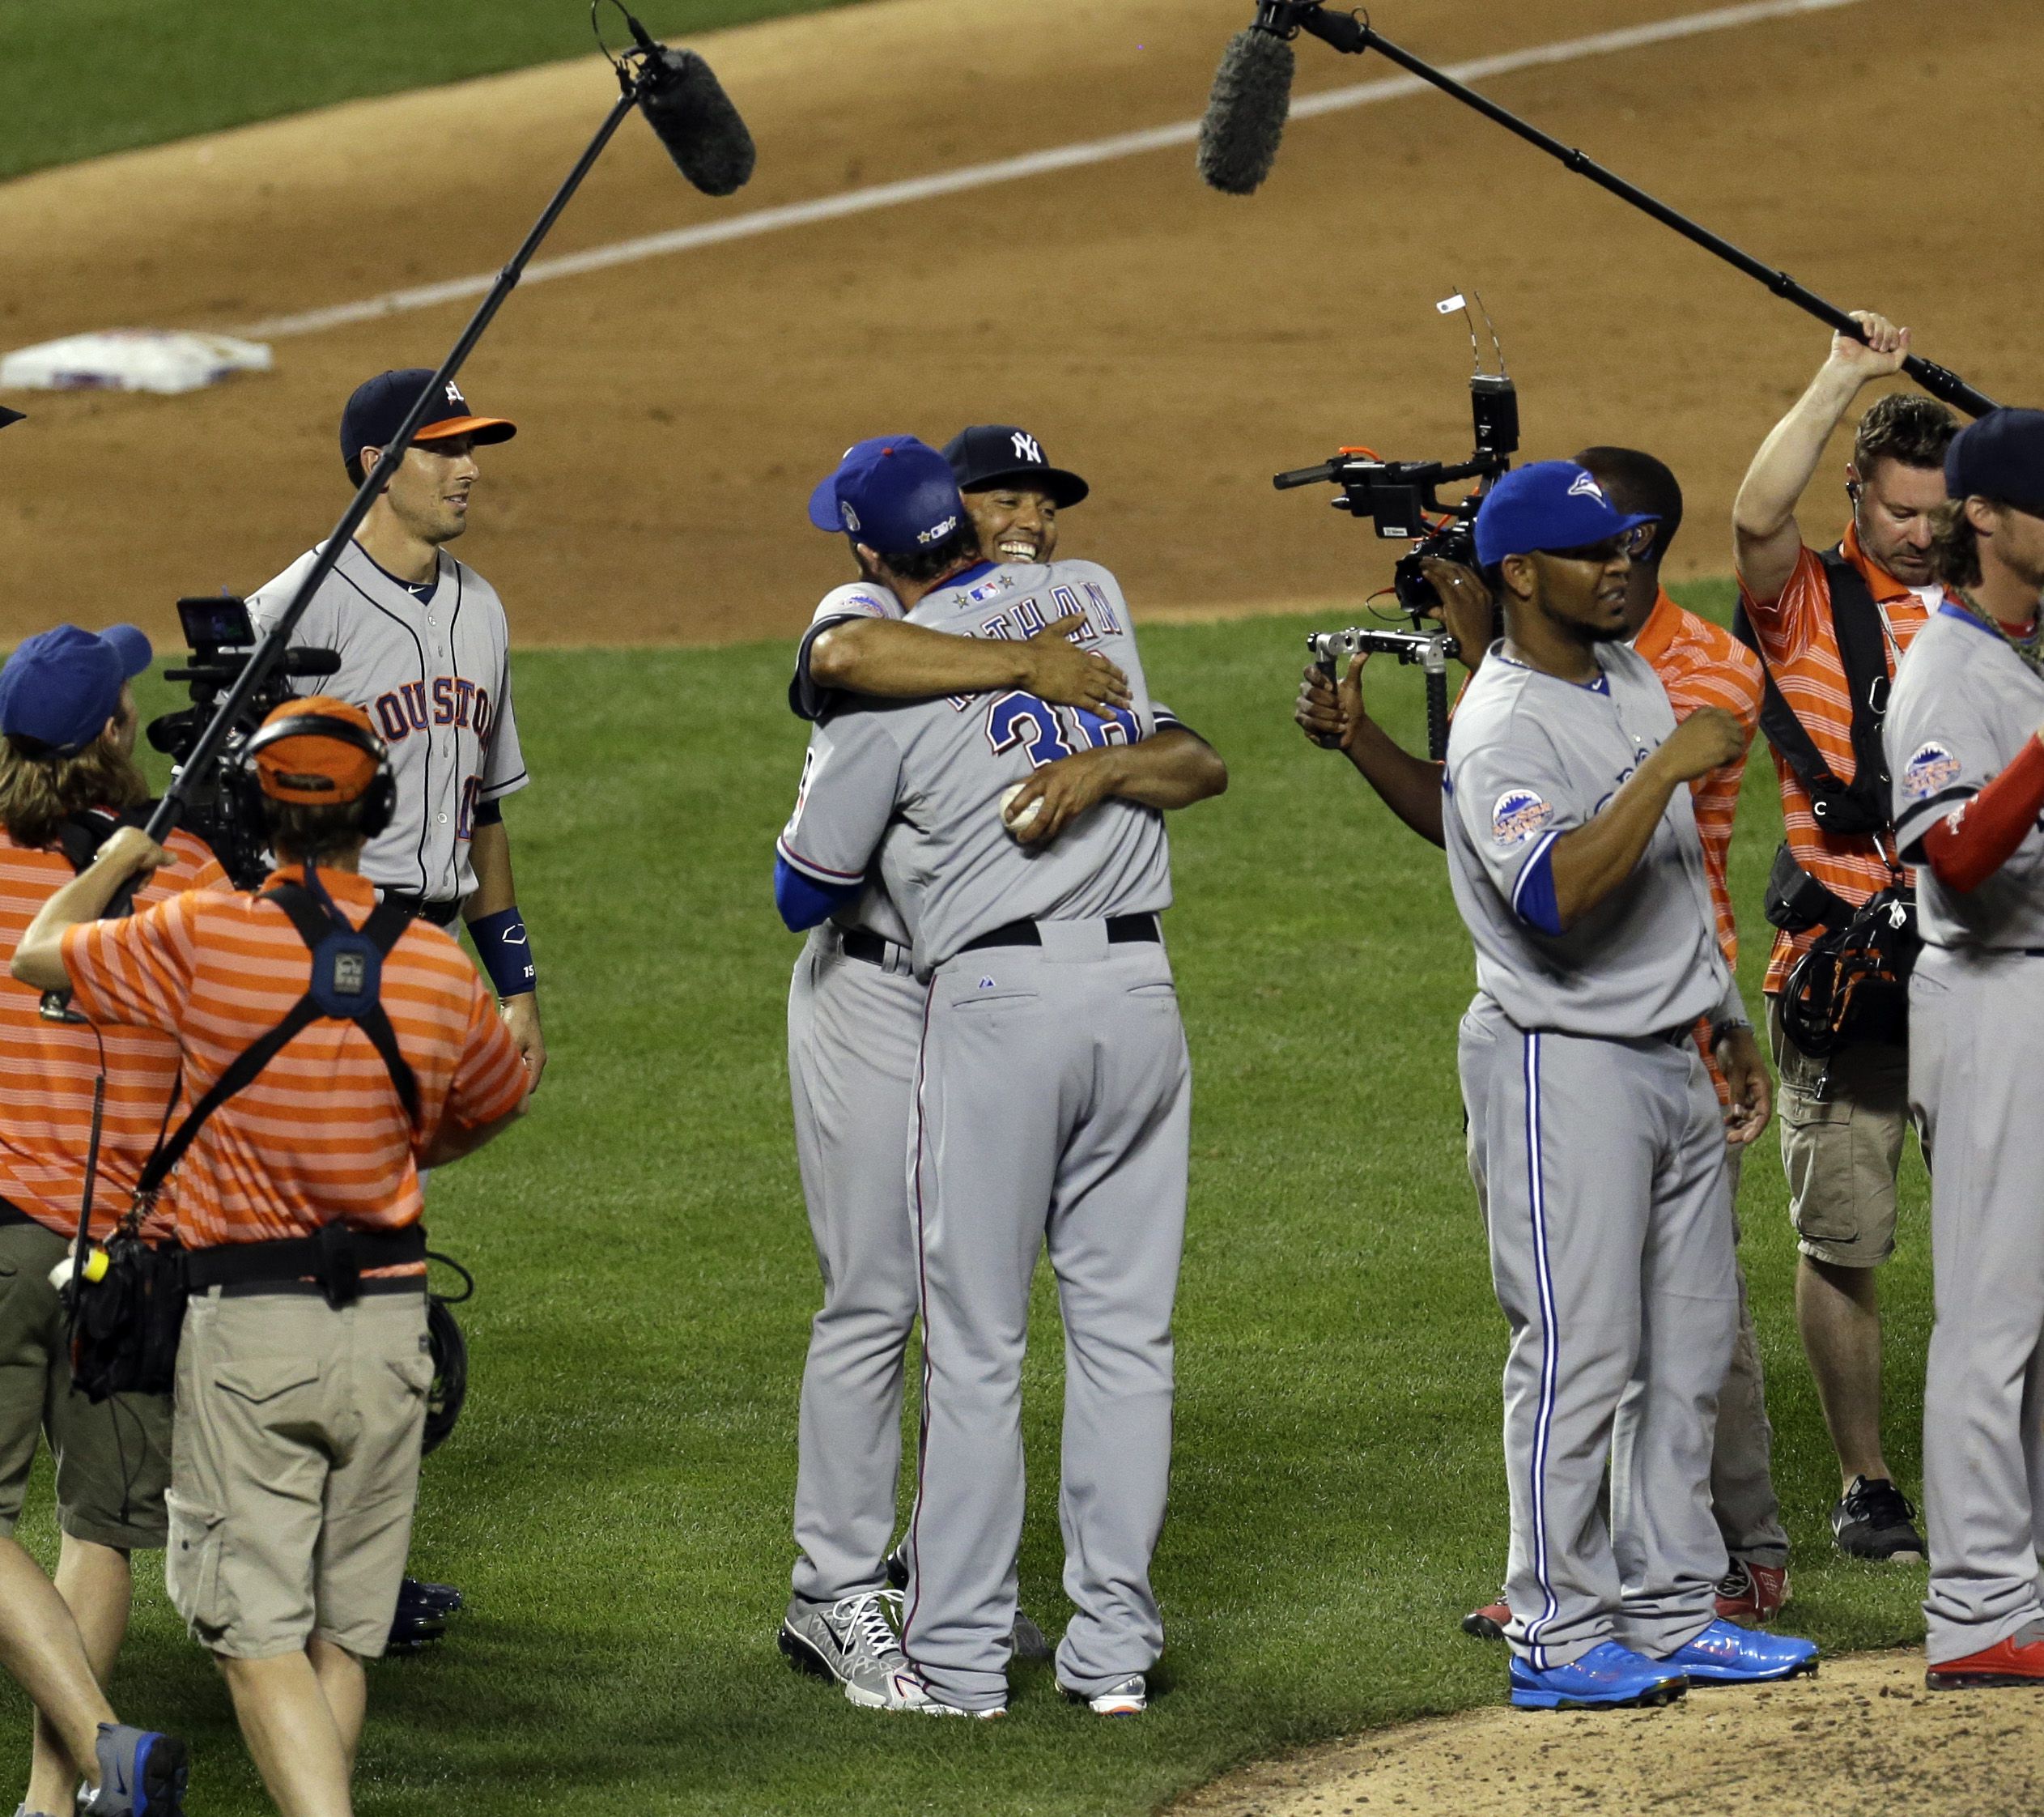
[
  {"left": 1887, "top": 409, "right": 2044, "bottom": 1687},
  {"left": 777, "top": 433, "right": 1224, "bottom": 1712},
  {"left": 1734, "top": 314, "right": 1957, "bottom": 1560},
  {"left": 778, "top": 437, "right": 1205, "bottom": 1718},
  {"left": 1448, "top": 460, "right": 1815, "bottom": 1708}
]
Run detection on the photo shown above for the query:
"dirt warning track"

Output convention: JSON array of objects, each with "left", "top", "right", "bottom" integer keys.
[{"left": 2, "top": 0, "right": 2042, "bottom": 650}]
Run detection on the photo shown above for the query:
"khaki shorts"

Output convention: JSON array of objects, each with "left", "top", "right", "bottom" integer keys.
[
  {"left": 0, "top": 1217, "right": 171, "bottom": 1549},
  {"left": 1766, "top": 994, "right": 1911, "bottom": 1268},
  {"left": 168, "top": 1283, "right": 431, "bottom": 1661}
]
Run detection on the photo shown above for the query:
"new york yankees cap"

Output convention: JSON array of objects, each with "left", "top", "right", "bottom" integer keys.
[
  {"left": 1944, "top": 408, "right": 2044, "bottom": 514},
  {"left": 1473, "top": 461, "right": 1657, "bottom": 567},
  {"left": 807, "top": 436, "right": 967, "bottom": 558},
  {"left": 340, "top": 369, "right": 516, "bottom": 477},
  {"left": 942, "top": 424, "right": 1090, "bottom": 509},
  {"left": 0, "top": 623, "right": 153, "bottom": 759}
]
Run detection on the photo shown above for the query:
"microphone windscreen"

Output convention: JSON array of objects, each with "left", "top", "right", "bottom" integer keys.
[
  {"left": 1196, "top": 28, "right": 1295, "bottom": 196},
  {"left": 636, "top": 47, "right": 757, "bottom": 198}
]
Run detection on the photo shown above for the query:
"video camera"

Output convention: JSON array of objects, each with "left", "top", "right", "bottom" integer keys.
[{"left": 147, "top": 596, "right": 341, "bottom": 889}]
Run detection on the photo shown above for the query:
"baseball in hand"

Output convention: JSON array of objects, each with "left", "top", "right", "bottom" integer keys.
[{"left": 1001, "top": 784, "right": 1045, "bottom": 834}]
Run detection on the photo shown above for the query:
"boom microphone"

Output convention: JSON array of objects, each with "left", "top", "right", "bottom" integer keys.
[
  {"left": 1197, "top": 23, "right": 1295, "bottom": 196},
  {"left": 619, "top": 15, "right": 757, "bottom": 198}
]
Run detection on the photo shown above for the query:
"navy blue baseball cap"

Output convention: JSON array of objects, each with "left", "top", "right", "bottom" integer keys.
[
  {"left": 942, "top": 424, "right": 1090, "bottom": 509},
  {"left": 1944, "top": 408, "right": 2044, "bottom": 514},
  {"left": 807, "top": 436, "right": 967, "bottom": 557},
  {"left": 0, "top": 406, "right": 23, "bottom": 431},
  {"left": 0, "top": 623, "right": 152, "bottom": 758},
  {"left": 1473, "top": 461, "right": 1658, "bottom": 567},
  {"left": 341, "top": 369, "right": 516, "bottom": 478}
]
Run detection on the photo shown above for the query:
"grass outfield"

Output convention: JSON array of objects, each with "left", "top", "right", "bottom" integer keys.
[
  {"left": 0, "top": 599, "right": 1932, "bottom": 1815},
  {"left": 0, "top": 0, "right": 869, "bottom": 183}
]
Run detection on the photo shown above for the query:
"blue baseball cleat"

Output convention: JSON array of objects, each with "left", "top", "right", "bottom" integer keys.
[
  {"left": 1508, "top": 1640, "right": 1688, "bottom": 1709},
  {"left": 81, "top": 1722, "right": 189, "bottom": 1816},
  {"left": 1656, "top": 1619, "right": 1818, "bottom": 1685}
]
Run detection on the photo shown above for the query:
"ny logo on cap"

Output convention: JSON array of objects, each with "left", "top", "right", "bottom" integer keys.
[
  {"left": 1011, "top": 432, "right": 1043, "bottom": 466},
  {"left": 1567, "top": 470, "right": 1607, "bottom": 502},
  {"left": 445, "top": 382, "right": 464, "bottom": 406}
]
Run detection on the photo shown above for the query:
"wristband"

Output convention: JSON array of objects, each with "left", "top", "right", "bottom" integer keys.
[{"left": 468, "top": 907, "right": 535, "bottom": 998}]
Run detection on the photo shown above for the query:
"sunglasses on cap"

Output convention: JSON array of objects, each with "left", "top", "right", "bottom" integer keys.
[{"left": 1539, "top": 524, "right": 1654, "bottom": 564}]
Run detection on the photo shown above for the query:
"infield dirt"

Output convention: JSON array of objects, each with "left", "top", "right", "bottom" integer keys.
[{"left": 4, "top": 0, "right": 2044, "bottom": 647}]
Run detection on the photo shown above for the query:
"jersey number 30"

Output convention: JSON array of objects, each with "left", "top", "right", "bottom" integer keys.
[{"left": 984, "top": 692, "right": 1137, "bottom": 768}]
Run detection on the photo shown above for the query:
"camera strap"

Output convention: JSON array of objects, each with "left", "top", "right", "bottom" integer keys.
[
  {"left": 134, "top": 879, "right": 419, "bottom": 1204},
  {"left": 1732, "top": 547, "right": 1895, "bottom": 837}
]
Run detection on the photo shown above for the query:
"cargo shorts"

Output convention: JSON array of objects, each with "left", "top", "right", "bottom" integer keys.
[
  {"left": 1766, "top": 994, "right": 1911, "bottom": 1268},
  {"left": 0, "top": 1215, "right": 171, "bottom": 1549},
  {"left": 167, "top": 1283, "right": 431, "bottom": 1661}
]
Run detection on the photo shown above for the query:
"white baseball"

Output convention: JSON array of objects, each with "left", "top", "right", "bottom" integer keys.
[{"left": 1001, "top": 784, "right": 1045, "bottom": 833}]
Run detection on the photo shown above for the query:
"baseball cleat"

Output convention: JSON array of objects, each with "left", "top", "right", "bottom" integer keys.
[
  {"left": 1463, "top": 1593, "right": 1511, "bottom": 1641},
  {"left": 894, "top": 1670, "right": 1005, "bottom": 1718},
  {"left": 778, "top": 1590, "right": 921, "bottom": 1709},
  {"left": 1655, "top": 1619, "right": 1817, "bottom": 1684},
  {"left": 885, "top": 1543, "right": 1052, "bottom": 1662},
  {"left": 1057, "top": 1673, "right": 1146, "bottom": 1716},
  {"left": 1715, "top": 1560, "right": 1790, "bottom": 1627},
  {"left": 79, "top": 1723, "right": 189, "bottom": 1816},
  {"left": 1508, "top": 1640, "right": 1687, "bottom": 1710},
  {"left": 1926, "top": 1623, "right": 2044, "bottom": 1689},
  {"left": 1830, "top": 1476, "right": 1924, "bottom": 1563}
]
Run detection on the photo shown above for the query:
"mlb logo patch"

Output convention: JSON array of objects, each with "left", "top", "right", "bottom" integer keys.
[
  {"left": 1903, "top": 741, "right": 1961, "bottom": 801},
  {"left": 1491, "top": 788, "right": 1554, "bottom": 845}
]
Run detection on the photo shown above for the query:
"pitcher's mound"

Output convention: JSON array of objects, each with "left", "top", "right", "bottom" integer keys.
[{"left": 1176, "top": 1651, "right": 2044, "bottom": 1817}]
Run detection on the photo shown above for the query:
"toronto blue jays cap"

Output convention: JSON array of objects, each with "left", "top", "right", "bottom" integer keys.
[
  {"left": 807, "top": 436, "right": 967, "bottom": 557},
  {"left": 1473, "top": 460, "right": 1658, "bottom": 568},
  {"left": 1944, "top": 408, "right": 2044, "bottom": 514},
  {"left": 340, "top": 369, "right": 516, "bottom": 477},
  {"left": 0, "top": 623, "right": 153, "bottom": 758},
  {"left": 942, "top": 424, "right": 1090, "bottom": 509}
]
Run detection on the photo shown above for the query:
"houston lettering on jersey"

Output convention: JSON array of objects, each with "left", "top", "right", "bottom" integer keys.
[{"left": 372, "top": 677, "right": 495, "bottom": 744}]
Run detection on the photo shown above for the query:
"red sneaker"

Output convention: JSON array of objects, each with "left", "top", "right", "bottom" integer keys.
[
  {"left": 1927, "top": 1630, "right": 2044, "bottom": 1689},
  {"left": 1460, "top": 1594, "right": 1511, "bottom": 1641},
  {"left": 1715, "top": 1560, "right": 1790, "bottom": 1627}
]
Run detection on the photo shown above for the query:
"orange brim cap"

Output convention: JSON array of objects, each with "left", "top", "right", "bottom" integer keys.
[
  {"left": 414, "top": 415, "right": 516, "bottom": 446},
  {"left": 253, "top": 695, "right": 382, "bottom": 804}
]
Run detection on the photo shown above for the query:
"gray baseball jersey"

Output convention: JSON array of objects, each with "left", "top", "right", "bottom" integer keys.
[
  {"left": 778, "top": 560, "right": 1172, "bottom": 972},
  {"left": 248, "top": 539, "right": 528, "bottom": 905},
  {"left": 1444, "top": 641, "right": 1739, "bottom": 1036},
  {"left": 1889, "top": 600, "right": 2044, "bottom": 949},
  {"left": 1888, "top": 596, "right": 2044, "bottom": 1663}
]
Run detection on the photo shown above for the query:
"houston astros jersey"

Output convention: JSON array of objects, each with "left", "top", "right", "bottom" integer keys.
[
  {"left": 1444, "top": 640, "right": 1736, "bottom": 1036},
  {"left": 248, "top": 538, "right": 528, "bottom": 905},
  {"left": 777, "top": 560, "right": 1171, "bottom": 971},
  {"left": 1889, "top": 600, "right": 2044, "bottom": 950}
]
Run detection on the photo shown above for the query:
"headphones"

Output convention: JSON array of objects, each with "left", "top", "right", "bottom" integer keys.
[{"left": 242, "top": 709, "right": 398, "bottom": 840}]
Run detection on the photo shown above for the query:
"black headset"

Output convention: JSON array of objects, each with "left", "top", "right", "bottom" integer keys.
[{"left": 243, "top": 710, "right": 398, "bottom": 840}]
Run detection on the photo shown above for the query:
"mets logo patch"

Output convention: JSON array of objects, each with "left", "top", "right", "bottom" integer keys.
[
  {"left": 1902, "top": 741, "right": 1961, "bottom": 801},
  {"left": 1491, "top": 788, "right": 1554, "bottom": 845}
]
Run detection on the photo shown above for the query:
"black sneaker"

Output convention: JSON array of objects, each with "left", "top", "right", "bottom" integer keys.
[{"left": 1830, "top": 1476, "right": 1925, "bottom": 1561}]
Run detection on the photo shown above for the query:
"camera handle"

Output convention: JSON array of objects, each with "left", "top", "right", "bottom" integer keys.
[{"left": 1307, "top": 628, "right": 1458, "bottom": 760}]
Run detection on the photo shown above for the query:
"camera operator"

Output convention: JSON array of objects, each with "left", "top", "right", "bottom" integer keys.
[
  {"left": 11, "top": 698, "right": 529, "bottom": 1817},
  {"left": 1732, "top": 313, "right": 1956, "bottom": 1561},
  {"left": 1296, "top": 447, "right": 1791, "bottom": 1632}
]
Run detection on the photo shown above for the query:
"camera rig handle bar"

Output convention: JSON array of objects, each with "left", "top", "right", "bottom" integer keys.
[
  {"left": 1308, "top": 627, "right": 1456, "bottom": 760},
  {"left": 1268, "top": 2, "right": 1998, "bottom": 419}
]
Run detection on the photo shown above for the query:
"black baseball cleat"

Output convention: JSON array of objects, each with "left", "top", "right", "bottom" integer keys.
[
  {"left": 386, "top": 1577, "right": 464, "bottom": 1652},
  {"left": 1830, "top": 1477, "right": 1925, "bottom": 1562}
]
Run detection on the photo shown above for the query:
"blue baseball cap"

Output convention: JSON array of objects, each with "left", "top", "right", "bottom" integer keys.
[
  {"left": 1473, "top": 461, "right": 1658, "bottom": 568},
  {"left": 807, "top": 436, "right": 967, "bottom": 558},
  {"left": 0, "top": 623, "right": 153, "bottom": 758},
  {"left": 1944, "top": 408, "right": 2044, "bottom": 514}
]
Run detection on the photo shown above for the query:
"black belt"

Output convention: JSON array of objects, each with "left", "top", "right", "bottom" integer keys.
[
  {"left": 839, "top": 929, "right": 893, "bottom": 966},
  {"left": 380, "top": 891, "right": 461, "bottom": 929},
  {"left": 185, "top": 1223, "right": 427, "bottom": 1304},
  {"left": 958, "top": 914, "right": 1160, "bottom": 956}
]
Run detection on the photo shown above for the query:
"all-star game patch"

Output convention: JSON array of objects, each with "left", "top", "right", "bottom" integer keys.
[
  {"left": 1491, "top": 788, "right": 1554, "bottom": 845},
  {"left": 1903, "top": 741, "right": 1962, "bottom": 802}
]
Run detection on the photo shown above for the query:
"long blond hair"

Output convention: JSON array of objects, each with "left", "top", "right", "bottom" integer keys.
[{"left": 0, "top": 733, "right": 148, "bottom": 850}]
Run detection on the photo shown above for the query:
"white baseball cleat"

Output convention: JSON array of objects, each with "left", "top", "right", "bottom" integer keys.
[{"left": 1058, "top": 1673, "right": 1147, "bottom": 1715}]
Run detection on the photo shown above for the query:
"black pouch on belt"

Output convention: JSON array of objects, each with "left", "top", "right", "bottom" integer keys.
[
  {"left": 315, "top": 1220, "right": 361, "bottom": 1308},
  {"left": 1762, "top": 840, "right": 1855, "bottom": 934}
]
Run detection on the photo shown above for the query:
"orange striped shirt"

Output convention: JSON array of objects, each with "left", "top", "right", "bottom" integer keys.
[
  {"left": 59, "top": 865, "right": 527, "bottom": 1252},
  {"left": 0, "top": 826, "right": 227, "bottom": 1240},
  {"left": 1634, "top": 589, "right": 1765, "bottom": 968},
  {"left": 1739, "top": 526, "right": 1929, "bottom": 993}
]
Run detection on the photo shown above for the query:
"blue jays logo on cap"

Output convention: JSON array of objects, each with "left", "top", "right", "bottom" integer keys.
[
  {"left": 807, "top": 436, "right": 967, "bottom": 560},
  {"left": 1902, "top": 741, "right": 1961, "bottom": 802},
  {"left": 1474, "top": 461, "right": 1658, "bottom": 568}
]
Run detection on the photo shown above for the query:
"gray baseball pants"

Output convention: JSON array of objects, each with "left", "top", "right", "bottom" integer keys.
[
  {"left": 786, "top": 924, "right": 925, "bottom": 1606},
  {"left": 1460, "top": 996, "right": 1736, "bottom": 1667},
  {"left": 1910, "top": 946, "right": 2044, "bottom": 1664},
  {"left": 901, "top": 923, "right": 1190, "bottom": 1711}
]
